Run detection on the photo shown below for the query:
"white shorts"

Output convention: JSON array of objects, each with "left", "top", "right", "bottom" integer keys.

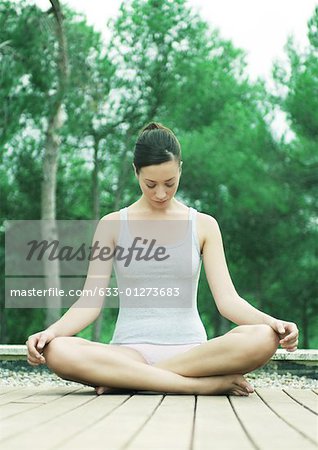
[{"left": 110, "top": 342, "right": 202, "bottom": 366}]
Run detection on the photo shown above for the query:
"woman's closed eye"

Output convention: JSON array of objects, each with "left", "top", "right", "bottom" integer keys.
[{"left": 147, "top": 184, "right": 175, "bottom": 189}]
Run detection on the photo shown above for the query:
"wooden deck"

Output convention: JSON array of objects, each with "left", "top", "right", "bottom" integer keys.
[{"left": 0, "top": 386, "right": 317, "bottom": 449}]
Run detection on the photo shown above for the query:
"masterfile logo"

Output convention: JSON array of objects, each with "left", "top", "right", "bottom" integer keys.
[{"left": 5, "top": 219, "right": 194, "bottom": 309}]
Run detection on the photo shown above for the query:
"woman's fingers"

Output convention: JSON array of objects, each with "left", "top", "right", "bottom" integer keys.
[
  {"left": 280, "top": 331, "right": 298, "bottom": 343},
  {"left": 27, "top": 358, "right": 40, "bottom": 366},
  {"left": 26, "top": 336, "right": 46, "bottom": 365},
  {"left": 28, "top": 337, "right": 43, "bottom": 359},
  {"left": 282, "top": 337, "right": 298, "bottom": 345},
  {"left": 282, "top": 339, "right": 298, "bottom": 351},
  {"left": 27, "top": 354, "right": 46, "bottom": 365},
  {"left": 27, "top": 354, "right": 42, "bottom": 365},
  {"left": 273, "top": 321, "right": 299, "bottom": 353}
]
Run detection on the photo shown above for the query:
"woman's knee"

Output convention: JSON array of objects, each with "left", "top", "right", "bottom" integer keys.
[
  {"left": 248, "top": 324, "right": 280, "bottom": 367},
  {"left": 230, "top": 324, "right": 279, "bottom": 344},
  {"left": 43, "top": 337, "right": 74, "bottom": 375},
  {"left": 228, "top": 324, "right": 279, "bottom": 365}
]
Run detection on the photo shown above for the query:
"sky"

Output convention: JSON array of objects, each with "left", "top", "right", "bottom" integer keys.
[
  {"left": 32, "top": 0, "right": 317, "bottom": 138},
  {"left": 32, "top": 0, "right": 317, "bottom": 81}
]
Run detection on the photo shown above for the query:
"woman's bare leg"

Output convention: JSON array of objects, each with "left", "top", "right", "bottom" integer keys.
[
  {"left": 43, "top": 337, "right": 254, "bottom": 396},
  {"left": 55, "top": 337, "right": 151, "bottom": 395},
  {"left": 154, "top": 324, "right": 280, "bottom": 377}
]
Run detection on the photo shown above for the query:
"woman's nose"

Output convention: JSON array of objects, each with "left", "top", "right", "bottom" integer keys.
[{"left": 155, "top": 188, "right": 167, "bottom": 199}]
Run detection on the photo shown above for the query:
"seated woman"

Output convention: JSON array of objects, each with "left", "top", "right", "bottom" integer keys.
[{"left": 26, "top": 122, "right": 299, "bottom": 397}]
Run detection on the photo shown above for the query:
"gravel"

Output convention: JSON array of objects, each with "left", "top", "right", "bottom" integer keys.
[
  {"left": 245, "top": 369, "right": 318, "bottom": 389},
  {"left": 0, "top": 361, "right": 80, "bottom": 387},
  {"left": 0, "top": 361, "right": 317, "bottom": 389}
]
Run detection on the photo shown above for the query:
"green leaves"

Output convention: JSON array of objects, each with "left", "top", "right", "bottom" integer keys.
[{"left": 1, "top": 0, "right": 317, "bottom": 346}]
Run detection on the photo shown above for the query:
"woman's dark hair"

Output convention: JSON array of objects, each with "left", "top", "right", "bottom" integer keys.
[{"left": 133, "top": 122, "right": 182, "bottom": 175}]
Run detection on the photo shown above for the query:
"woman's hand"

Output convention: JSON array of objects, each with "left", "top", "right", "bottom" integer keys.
[
  {"left": 25, "top": 329, "right": 56, "bottom": 366},
  {"left": 268, "top": 318, "right": 299, "bottom": 352}
]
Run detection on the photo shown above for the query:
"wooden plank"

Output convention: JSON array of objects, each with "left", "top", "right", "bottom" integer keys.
[
  {"left": 2, "top": 387, "right": 317, "bottom": 450},
  {"left": 0, "top": 386, "right": 48, "bottom": 405},
  {"left": 57, "top": 394, "right": 164, "bottom": 450},
  {"left": 0, "top": 385, "right": 80, "bottom": 406},
  {"left": 0, "top": 387, "right": 100, "bottom": 444},
  {"left": 283, "top": 389, "right": 318, "bottom": 414},
  {"left": 9, "top": 385, "right": 82, "bottom": 403},
  {"left": 0, "top": 402, "right": 41, "bottom": 420},
  {"left": 253, "top": 388, "right": 318, "bottom": 447},
  {"left": 126, "top": 395, "right": 194, "bottom": 450},
  {"left": 192, "top": 395, "right": 254, "bottom": 450},
  {"left": 0, "top": 386, "right": 83, "bottom": 421},
  {"left": 0, "top": 386, "right": 25, "bottom": 396},
  {"left": 230, "top": 389, "right": 317, "bottom": 450},
  {"left": 1, "top": 390, "right": 135, "bottom": 449}
]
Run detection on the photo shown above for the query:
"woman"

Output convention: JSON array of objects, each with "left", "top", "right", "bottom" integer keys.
[{"left": 26, "top": 122, "right": 299, "bottom": 397}]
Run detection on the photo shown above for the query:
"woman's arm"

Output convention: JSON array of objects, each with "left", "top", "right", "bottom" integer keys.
[
  {"left": 201, "top": 214, "right": 275, "bottom": 325},
  {"left": 46, "top": 214, "right": 116, "bottom": 337}
]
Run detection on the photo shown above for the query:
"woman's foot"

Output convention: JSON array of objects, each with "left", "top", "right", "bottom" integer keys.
[
  {"left": 95, "top": 374, "right": 254, "bottom": 396},
  {"left": 95, "top": 386, "right": 109, "bottom": 395},
  {"left": 94, "top": 386, "right": 136, "bottom": 395},
  {"left": 192, "top": 373, "right": 254, "bottom": 396}
]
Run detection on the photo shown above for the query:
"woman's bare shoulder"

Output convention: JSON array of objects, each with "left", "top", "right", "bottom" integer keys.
[
  {"left": 96, "top": 211, "right": 121, "bottom": 245},
  {"left": 196, "top": 211, "right": 219, "bottom": 251},
  {"left": 196, "top": 211, "right": 218, "bottom": 226},
  {"left": 99, "top": 211, "right": 121, "bottom": 222}
]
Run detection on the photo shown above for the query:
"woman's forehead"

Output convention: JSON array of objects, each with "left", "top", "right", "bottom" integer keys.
[{"left": 141, "top": 166, "right": 179, "bottom": 182}]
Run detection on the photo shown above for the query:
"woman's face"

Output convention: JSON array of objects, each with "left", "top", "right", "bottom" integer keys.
[{"left": 133, "top": 160, "right": 182, "bottom": 208}]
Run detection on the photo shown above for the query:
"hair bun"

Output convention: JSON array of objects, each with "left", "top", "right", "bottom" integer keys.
[{"left": 141, "top": 122, "right": 164, "bottom": 132}]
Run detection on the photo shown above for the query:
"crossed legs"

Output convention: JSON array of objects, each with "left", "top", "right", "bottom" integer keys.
[
  {"left": 43, "top": 324, "right": 279, "bottom": 396},
  {"left": 154, "top": 324, "right": 280, "bottom": 376}
]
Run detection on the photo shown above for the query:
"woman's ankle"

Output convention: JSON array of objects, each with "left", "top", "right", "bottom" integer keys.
[{"left": 181, "top": 376, "right": 201, "bottom": 394}]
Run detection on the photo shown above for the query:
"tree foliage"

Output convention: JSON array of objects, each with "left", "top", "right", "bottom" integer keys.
[{"left": 0, "top": 0, "right": 317, "bottom": 347}]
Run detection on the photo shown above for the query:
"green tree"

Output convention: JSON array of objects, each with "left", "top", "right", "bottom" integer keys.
[{"left": 271, "top": 6, "right": 318, "bottom": 346}]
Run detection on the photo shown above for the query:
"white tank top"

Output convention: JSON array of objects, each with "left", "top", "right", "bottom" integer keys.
[{"left": 109, "top": 206, "right": 208, "bottom": 344}]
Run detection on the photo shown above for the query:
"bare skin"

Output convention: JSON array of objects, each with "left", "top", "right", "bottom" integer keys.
[
  {"left": 39, "top": 323, "right": 279, "bottom": 397},
  {"left": 28, "top": 161, "right": 285, "bottom": 397},
  {"left": 41, "top": 336, "right": 255, "bottom": 397}
]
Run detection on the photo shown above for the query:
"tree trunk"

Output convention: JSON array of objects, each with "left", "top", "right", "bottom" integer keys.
[
  {"left": 92, "top": 135, "right": 101, "bottom": 220},
  {"left": 91, "top": 134, "right": 103, "bottom": 342},
  {"left": 302, "top": 296, "right": 308, "bottom": 348},
  {"left": 42, "top": 0, "right": 68, "bottom": 329},
  {"left": 114, "top": 125, "right": 140, "bottom": 211}
]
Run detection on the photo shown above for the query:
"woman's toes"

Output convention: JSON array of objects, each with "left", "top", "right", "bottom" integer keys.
[
  {"left": 230, "top": 389, "right": 248, "bottom": 397},
  {"left": 235, "top": 386, "right": 250, "bottom": 396},
  {"left": 95, "top": 387, "right": 106, "bottom": 395},
  {"left": 232, "top": 375, "right": 254, "bottom": 394},
  {"left": 240, "top": 381, "right": 254, "bottom": 393}
]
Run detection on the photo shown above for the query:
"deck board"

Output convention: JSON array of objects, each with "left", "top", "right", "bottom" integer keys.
[
  {"left": 230, "top": 388, "right": 317, "bottom": 450},
  {"left": 282, "top": 389, "right": 318, "bottom": 414},
  {"left": 51, "top": 394, "right": 163, "bottom": 450},
  {"left": 0, "top": 387, "right": 317, "bottom": 450},
  {"left": 126, "top": 395, "right": 195, "bottom": 450},
  {"left": 0, "top": 386, "right": 24, "bottom": 395},
  {"left": 257, "top": 388, "right": 317, "bottom": 444},
  {"left": 193, "top": 396, "right": 254, "bottom": 450}
]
